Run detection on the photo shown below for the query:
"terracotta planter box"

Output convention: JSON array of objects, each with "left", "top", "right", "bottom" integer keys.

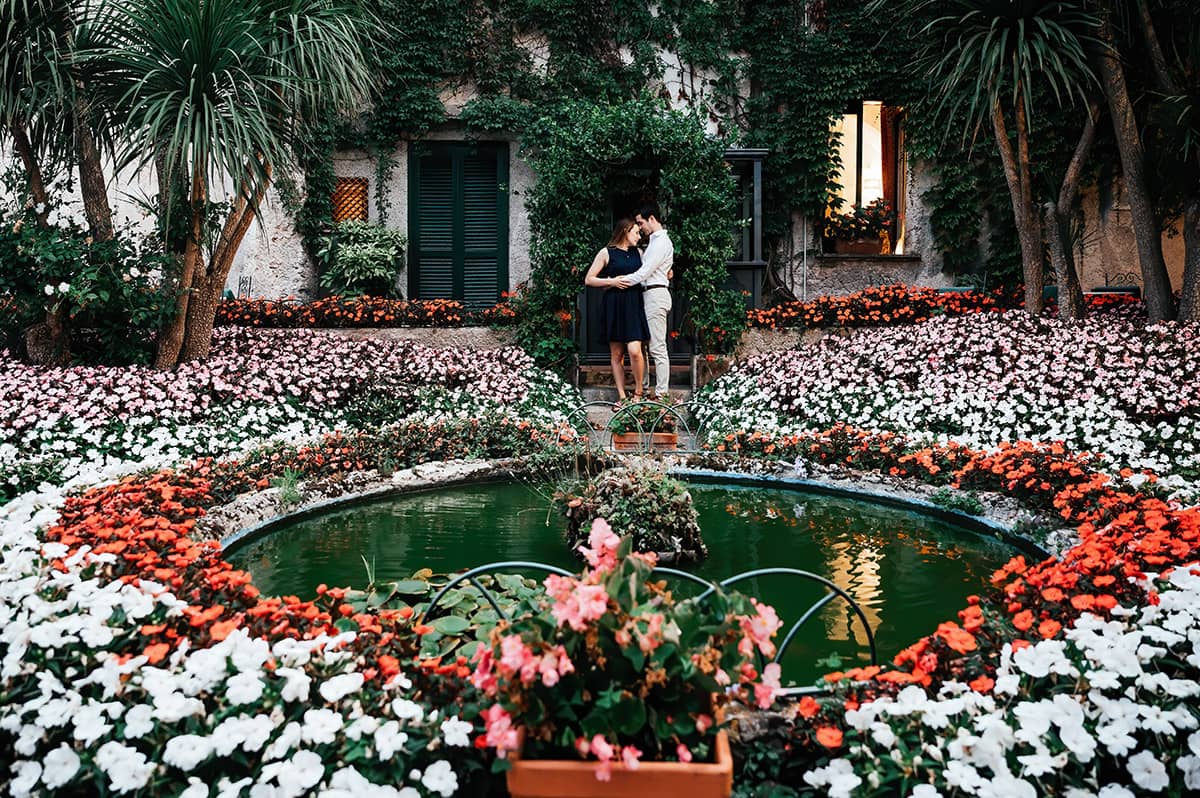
[
  {"left": 611, "top": 432, "right": 679, "bottom": 451},
  {"left": 831, "top": 237, "right": 883, "bottom": 255},
  {"left": 507, "top": 730, "right": 732, "bottom": 798}
]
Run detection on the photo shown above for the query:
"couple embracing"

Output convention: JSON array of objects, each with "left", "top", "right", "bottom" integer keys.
[{"left": 583, "top": 203, "right": 673, "bottom": 401}]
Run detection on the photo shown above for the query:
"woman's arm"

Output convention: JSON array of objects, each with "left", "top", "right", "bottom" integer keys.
[{"left": 583, "top": 248, "right": 616, "bottom": 287}]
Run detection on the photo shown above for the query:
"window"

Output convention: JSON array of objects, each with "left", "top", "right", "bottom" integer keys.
[
  {"left": 831, "top": 101, "right": 907, "bottom": 253},
  {"left": 331, "top": 177, "right": 369, "bottom": 222},
  {"left": 407, "top": 142, "right": 509, "bottom": 307}
]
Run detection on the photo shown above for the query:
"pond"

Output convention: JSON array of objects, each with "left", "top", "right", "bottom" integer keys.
[{"left": 225, "top": 480, "right": 1017, "bottom": 684}]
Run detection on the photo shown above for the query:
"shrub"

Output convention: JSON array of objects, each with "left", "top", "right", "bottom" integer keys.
[{"left": 316, "top": 221, "right": 406, "bottom": 297}]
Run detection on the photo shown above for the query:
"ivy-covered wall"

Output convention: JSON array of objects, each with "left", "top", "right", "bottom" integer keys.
[{"left": 272, "top": 0, "right": 1064, "bottom": 355}]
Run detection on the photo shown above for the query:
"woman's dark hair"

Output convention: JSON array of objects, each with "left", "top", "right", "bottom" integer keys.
[{"left": 607, "top": 217, "right": 637, "bottom": 247}]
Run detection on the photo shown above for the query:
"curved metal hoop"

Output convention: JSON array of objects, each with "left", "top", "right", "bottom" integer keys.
[
  {"left": 424, "top": 561, "right": 574, "bottom": 622},
  {"left": 422, "top": 560, "right": 877, "bottom": 670},
  {"left": 697, "top": 568, "right": 878, "bottom": 666}
]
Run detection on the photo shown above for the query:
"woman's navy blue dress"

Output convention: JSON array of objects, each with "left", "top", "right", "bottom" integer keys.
[{"left": 599, "top": 246, "right": 650, "bottom": 344}]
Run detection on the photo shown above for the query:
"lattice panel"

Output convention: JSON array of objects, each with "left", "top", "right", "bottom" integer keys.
[{"left": 331, "top": 177, "right": 369, "bottom": 222}]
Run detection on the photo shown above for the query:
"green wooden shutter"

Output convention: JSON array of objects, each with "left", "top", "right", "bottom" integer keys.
[{"left": 409, "top": 142, "right": 509, "bottom": 307}]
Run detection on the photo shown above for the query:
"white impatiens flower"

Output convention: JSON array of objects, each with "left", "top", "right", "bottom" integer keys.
[
  {"left": 164, "top": 734, "right": 215, "bottom": 771},
  {"left": 910, "top": 786, "right": 942, "bottom": 798},
  {"left": 277, "top": 749, "right": 326, "bottom": 798},
  {"left": 392, "top": 697, "right": 424, "bottom": 722},
  {"left": 95, "top": 740, "right": 155, "bottom": 793},
  {"left": 10, "top": 761, "right": 41, "bottom": 798},
  {"left": 1126, "top": 750, "right": 1169, "bottom": 792},
  {"left": 180, "top": 777, "right": 210, "bottom": 798},
  {"left": 440, "top": 716, "right": 473, "bottom": 747},
  {"left": 375, "top": 720, "right": 409, "bottom": 760},
  {"left": 276, "top": 667, "right": 312, "bottom": 702},
  {"left": 42, "top": 743, "right": 81, "bottom": 789},
  {"left": 319, "top": 672, "right": 364, "bottom": 703},
  {"left": 419, "top": 760, "right": 458, "bottom": 797},
  {"left": 121, "top": 704, "right": 154, "bottom": 738},
  {"left": 302, "top": 707, "right": 344, "bottom": 745},
  {"left": 225, "top": 671, "right": 266, "bottom": 705}
]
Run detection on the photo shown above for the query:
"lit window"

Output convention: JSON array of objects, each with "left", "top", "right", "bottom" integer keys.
[
  {"left": 831, "top": 101, "right": 906, "bottom": 253},
  {"left": 331, "top": 177, "right": 369, "bottom": 222}
]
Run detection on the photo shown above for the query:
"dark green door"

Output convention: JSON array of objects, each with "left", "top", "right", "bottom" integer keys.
[{"left": 408, "top": 142, "right": 509, "bottom": 307}]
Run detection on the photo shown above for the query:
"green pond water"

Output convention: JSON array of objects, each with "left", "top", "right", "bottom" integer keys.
[{"left": 226, "top": 481, "right": 1015, "bottom": 683}]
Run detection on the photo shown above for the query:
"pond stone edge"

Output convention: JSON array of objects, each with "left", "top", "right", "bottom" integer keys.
[{"left": 215, "top": 457, "right": 1051, "bottom": 564}]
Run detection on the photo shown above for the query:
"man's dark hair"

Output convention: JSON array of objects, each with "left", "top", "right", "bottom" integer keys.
[{"left": 635, "top": 203, "right": 662, "bottom": 224}]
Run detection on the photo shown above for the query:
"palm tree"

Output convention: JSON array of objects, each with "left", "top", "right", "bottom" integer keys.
[
  {"left": 89, "top": 0, "right": 374, "bottom": 367},
  {"left": 881, "top": 0, "right": 1099, "bottom": 317}
]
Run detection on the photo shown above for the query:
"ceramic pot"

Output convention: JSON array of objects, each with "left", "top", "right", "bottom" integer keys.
[
  {"left": 507, "top": 730, "right": 732, "bottom": 798},
  {"left": 831, "top": 237, "right": 882, "bottom": 255}
]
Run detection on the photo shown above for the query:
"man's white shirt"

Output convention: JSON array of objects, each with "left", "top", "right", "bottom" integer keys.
[{"left": 623, "top": 229, "right": 673, "bottom": 288}]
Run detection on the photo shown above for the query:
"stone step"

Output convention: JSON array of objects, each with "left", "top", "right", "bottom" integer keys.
[{"left": 577, "top": 363, "right": 692, "bottom": 389}]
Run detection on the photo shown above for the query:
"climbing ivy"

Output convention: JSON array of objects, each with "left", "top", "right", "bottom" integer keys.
[{"left": 518, "top": 98, "right": 741, "bottom": 364}]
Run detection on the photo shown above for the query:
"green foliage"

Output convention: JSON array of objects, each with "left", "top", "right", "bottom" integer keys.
[
  {"left": 316, "top": 220, "right": 406, "bottom": 297},
  {"left": 557, "top": 466, "right": 706, "bottom": 563},
  {"left": 928, "top": 485, "right": 985, "bottom": 515},
  {"left": 0, "top": 207, "right": 176, "bottom": 364},
  {"left": 269, "top": 467, "right": 304, "bottom": 508}
]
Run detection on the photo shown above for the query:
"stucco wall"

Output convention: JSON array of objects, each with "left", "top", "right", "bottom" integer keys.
[{"left": 1077, "top": 181, "right": 1186, "bottom": 292}]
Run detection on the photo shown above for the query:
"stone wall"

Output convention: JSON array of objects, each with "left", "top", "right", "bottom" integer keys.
[{"left": 318, "top": 326, "right": 517, "bottom": 349}]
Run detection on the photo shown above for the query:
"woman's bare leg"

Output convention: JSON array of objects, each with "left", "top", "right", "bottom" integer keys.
[
  {"left": 610, "top": 342, "right": 627, "bottom": 398},
  {"left": 627, "top": 341, "right": 645, "bottom": 395}
]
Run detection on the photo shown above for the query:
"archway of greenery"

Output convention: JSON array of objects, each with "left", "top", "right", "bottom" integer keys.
[{"left": 516, "top": 98, "right": 745, "bottom": 367}]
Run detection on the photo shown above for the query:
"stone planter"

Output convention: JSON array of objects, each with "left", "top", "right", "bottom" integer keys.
[
  {"left": 611, "top": 432, "right": 679, "bottom": 451},
  {"left": 507, "top": 730, "right": 732, "bottom": 798},
  {"left": 692, "top": 354, "right": 733, "bottom": 390},
  {"left": 831, "top": 237, "right": 883, "bottom": 255}
]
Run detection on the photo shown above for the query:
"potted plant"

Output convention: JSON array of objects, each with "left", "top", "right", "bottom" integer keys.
[
  {"left": 823, "top": 198, "right": 897, "bottom": 255},
  {"left": 472, "top": 519, "right": 784, "bottom": 798},
  {"left": 609, "top": 397, "right": 682, "bottom": 450}
]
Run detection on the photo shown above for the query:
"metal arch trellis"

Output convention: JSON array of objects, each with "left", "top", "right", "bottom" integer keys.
[
  {"left": 423, "top": 561, "right": 879, "bottom": 673},
  {"left": 561, "top": 397, "right": 742, "bottom": 454}
]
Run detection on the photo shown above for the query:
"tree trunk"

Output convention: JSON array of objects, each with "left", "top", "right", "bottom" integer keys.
[
  {"left": 1096, "top": 15, "right": 1176, "bottom": 321},
  {"left": 179, "top": 273, "right": 219, "bottom": 362},
  {"left": 154, "top": 171, "right": 206, "bottom": 370},
  {"left": 10, "top": 119, "right": 51, "bottom": 228},
  {"left": 74, "top": 97, "right": 114, "bottom": 243},
  {"left": 176, "top": 166, "right": 271, "bottom": 363},
  {"left": 1180, "top": 196, "right": 1200, "bottom": 322},
  {"left": 1045, "top": 104, "right": 1098, "bottom": 321},
  {"left": 991, "top": 99, "right": 1043, "bottom": 315}
]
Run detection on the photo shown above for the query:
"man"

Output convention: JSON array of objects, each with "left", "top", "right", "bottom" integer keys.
[{"left": 614, "top": 203, "right": 673, "bottom": 397}]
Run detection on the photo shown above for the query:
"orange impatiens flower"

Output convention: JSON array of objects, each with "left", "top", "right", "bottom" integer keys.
[{"left": 815, "top": 726, "right": 844, "bottom": 749}]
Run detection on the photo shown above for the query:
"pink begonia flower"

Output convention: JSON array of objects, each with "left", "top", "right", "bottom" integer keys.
[
  {"left": 739, "top": 599, "right": 782, "bottom": 658},
  {"left": 595, "top": 760, "right": 613, "bottom": 782},
  {"left": 579, "top": 517, "right": 620, "bottom": 572},
  {"left": 695, "top": 713, "right": 713, "bottom": 734},
  {"left": 638, "top": 612, "right": 665, "bottom": 653},
  {"left": 538, "top": 649, "right": 571, "bottom": 687},
  {"left": 676, "top": 743, "right": 693, "bottom": 763},
  {"left": 754, "top": 662, "right": 782, "bottom": 709},
  {"left": 551, "top": 582, "right": 610, "bottom": 631},
  {"left": 575, "top": 737, "right": 591, "bottom": 757},
  {"left": 621, "top": 745, "right": 642, "bottom": 770},
  {"left": 590, "top": 735, "right": 614, "bottom": 762},
  {"left": 499, "top": 635, "right": 533, "bottom": 678},
  {"left": 543, "top": 573, "right": 576, "bottom": 603},
  {"left": 715, "top": 668, "right": 730, "bottom": 686},
  {"left": 470, "top": 646, "right": 496, "bottom": 694},
  {"left": 482, "top": 704, "right": 519, "bottom": 756}
]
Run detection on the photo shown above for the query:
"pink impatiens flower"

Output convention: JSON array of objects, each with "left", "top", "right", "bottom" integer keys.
[{"left": 551, "top": 582, "right": 610, "bottom": 631}]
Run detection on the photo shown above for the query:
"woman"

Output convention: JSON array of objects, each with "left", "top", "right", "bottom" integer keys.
[{"left": 584, "top": 218, "right": 650, "bottom": 400}]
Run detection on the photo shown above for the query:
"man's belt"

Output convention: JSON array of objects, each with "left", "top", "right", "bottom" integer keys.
[{"left": 644, "top": 285, "right": 669, "bottom": 291}]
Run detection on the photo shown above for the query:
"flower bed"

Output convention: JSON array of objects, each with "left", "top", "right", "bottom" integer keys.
[
  {"left": 699, "top": 311, "right": 1200, "bottom": 494},
  {"left": 744, "top": 284, "right": 1139, "bottom": 330},
  {"left": 214, "top": 295, "right": 517, "bottom": 328},
  {"left": 0, "top": 329, "right": 580, "bottom": 501},
  {"left": 701, "top": 425, "right": 1200, "bottom": 796}
]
